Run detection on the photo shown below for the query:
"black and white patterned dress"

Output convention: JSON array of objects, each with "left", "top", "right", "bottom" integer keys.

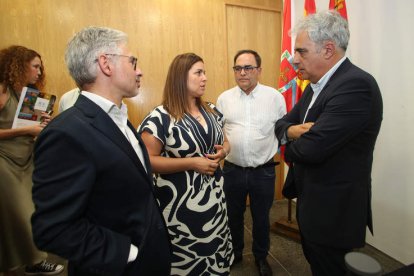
[{"left": 139, "top": 104, "right": 233, "bottom": 275}]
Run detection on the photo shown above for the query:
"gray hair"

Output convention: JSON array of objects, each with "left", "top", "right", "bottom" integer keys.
[
  {"left": 65, "top": 26, "right": 128, "bottom": 87},
  {"left": 293, "top": 10, "right": 349, "bottom": 51}
]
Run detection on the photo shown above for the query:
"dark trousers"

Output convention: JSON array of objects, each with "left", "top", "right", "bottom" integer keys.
[
  {"left": 222, "top": 160, "right": 275, "bottom": 260},
  {"left": 300, "top": 234, "right": 352, "bottom": 276}
]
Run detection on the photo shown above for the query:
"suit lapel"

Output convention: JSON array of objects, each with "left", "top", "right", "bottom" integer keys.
[
  {"left": 76, "top": 96, "right": 148, "bottom": 177},
  {"left": 300, "top": 85, "right": 314, "bottom": 122},
  {"left": 127, "top": 120, "right": 154, "bottom": 182},
  {"left": 313, "top": 58, "right": 353, "bottom": 104},
  {"left": 302, "top": 58, "right": 354, "bottom": 122}
]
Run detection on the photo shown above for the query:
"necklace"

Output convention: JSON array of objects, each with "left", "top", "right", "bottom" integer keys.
[{"left": 190, "top": 107, "right": 202, "bottom": 121}]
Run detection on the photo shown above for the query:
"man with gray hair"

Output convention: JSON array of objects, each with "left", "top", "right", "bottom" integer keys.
[
  {"left": 31, "top": 26, "right": 171, "bottom": 275},
  {"left": 275, "top": 11, "right": 383, "bottom": 275}
]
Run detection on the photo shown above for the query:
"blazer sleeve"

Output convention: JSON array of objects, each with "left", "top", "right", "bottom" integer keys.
[
  {"left": 283, "top": 74, "right": 377, "bottom": 164},
  {"left": 31, "top": 127, "right": 131, "bottom": 275},
  {"left": 275, "top": 87, "right": 310, "bottom": 143}
]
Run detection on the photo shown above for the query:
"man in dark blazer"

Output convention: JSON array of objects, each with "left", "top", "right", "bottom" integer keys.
[
  {"left": 275, "top": 11, "right": 383, "bottom": 276},
  {"left": 31, "top": 26, "right": 171, "bottom": 275}
]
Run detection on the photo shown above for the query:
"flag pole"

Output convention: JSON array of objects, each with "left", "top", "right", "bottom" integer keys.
[{"left": 271, "top": 180, "right": 300, "bottom": 241}]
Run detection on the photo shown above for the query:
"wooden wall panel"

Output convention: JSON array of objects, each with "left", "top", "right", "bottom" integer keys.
[
  {"left": 1, "top": 0, "right": 284, "bottom": 198},
  {"left": 226, "top": 4, "right": 281, "bottom": 90},
  {"left": 1, "top": 0, "right": 281, "bottom": 127}
]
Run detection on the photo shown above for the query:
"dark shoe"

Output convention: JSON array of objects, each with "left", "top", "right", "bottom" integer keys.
[
  {"left": 255, "top": 258, "right": 272, "bottom": 276},
  {"left": 24, "top": 260, "right": 64, "bottom": 275},
  {"left": 231, "top": 253, "right": 243, "bottom": 268}
]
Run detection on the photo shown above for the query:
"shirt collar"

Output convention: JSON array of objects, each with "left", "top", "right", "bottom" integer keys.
[
  {"left": 310, "top": 56, "right": 346, "bottom": 94},
  {"left": 238, "top": 82, "right": 260, "bottom": 98},
  {"left": 81, "top": 91, "right": 128, "bottom": 121},
  {"left": 82, "top": 91, "right": 127, "bottom": 112}
]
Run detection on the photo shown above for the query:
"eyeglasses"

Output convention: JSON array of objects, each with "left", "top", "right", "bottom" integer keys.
[
  {"left": 103, "top": 54, "right": 138, "bottom": 70},
  {"left": 232, "top": 65, "right": 258, "bottom": 73}
]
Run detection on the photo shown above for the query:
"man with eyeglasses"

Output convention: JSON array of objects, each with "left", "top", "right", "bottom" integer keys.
[
  {"left": 31, "top": 26, "right": 171, "bottom": 275},
  {"left": 58, "top": 56, "right": 140, "bottom": 113},
  {"left": 216, "top": 49, "right": 286, "bottom": 276}
]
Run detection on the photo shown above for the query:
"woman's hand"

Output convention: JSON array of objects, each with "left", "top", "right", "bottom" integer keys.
[
  {"left": 205, "top": 144, "right": 228, "bottom": 163},
  {"left": 0, "top": 113, "right": 52, "bottom": 139},
  {"left": 25, "top": 111, "right": 53, "bottom": 136},
  {"left": 192, "top": 156, "right": 219, "bottom": 175},
  {"left": 40, "top": 111, "right": 53, "bottom": 125},
  {"left": 24, "top": 124, "right": 46, "bottom": 137}
]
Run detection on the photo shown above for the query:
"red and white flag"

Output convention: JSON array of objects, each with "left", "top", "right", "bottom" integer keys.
[
  {"left": 278, "top": 0, "right": 297, "bottom": 112},
  {"left": 304, "top": 0, "right": 316, "bottom": 17},
  {"left": 278, "top": 0, "right": 316, "bottom": 112},
  {"left": 329, "top": 0, "right": 348, "bottom": 20},
  {"left": 297, "top": 0, "right": 316, "bottom": 93}
]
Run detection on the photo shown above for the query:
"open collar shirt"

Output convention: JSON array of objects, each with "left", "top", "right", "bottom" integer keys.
[
  {"left": 303, "top": 56, "right": 346, "bottom": 122},
  {"left": 82, "top": 91, "right": 146, "bottom": 172},
  {"left": 217, "top": 83, "right": 286, "bottom": 168}
]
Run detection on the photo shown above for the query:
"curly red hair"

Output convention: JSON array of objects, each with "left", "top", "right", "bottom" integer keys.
[{"left": 0, "top": 45, "right": 45, "bottom": 94}]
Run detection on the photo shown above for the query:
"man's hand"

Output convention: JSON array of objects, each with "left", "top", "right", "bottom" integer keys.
[{"left": 287, "top": 122, "right": 314, "bottom": 140}]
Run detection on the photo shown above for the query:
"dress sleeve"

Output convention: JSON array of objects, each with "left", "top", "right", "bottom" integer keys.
[{"left": 138, "top": 107, "right": 169, "bottom": 146}]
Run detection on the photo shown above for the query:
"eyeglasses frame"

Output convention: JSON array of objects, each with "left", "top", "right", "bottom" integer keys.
[
  {"left": 101, "top": 53, "right": 138, "bottom": 71},
  {"left": 232, "top": 65, "right": 259, "bottom": 74}
]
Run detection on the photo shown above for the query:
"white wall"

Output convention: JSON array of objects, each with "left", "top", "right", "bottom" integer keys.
[{"left": 292, "top": 0, "right": 414, "bottom": 265}]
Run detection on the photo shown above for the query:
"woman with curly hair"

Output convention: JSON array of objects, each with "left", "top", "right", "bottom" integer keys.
[{"left": 0, "top": 45, "right": 63, "bottom": 275}]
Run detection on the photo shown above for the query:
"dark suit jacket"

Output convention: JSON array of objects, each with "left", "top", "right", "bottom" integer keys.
[
  {"left": 275, "top": 58, "right": 383, "bottom": 249},
  {"left": 32, "top": 95, "right": 171, "bottom": 275}
]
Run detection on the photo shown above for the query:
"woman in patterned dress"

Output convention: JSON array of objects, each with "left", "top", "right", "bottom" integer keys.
[{"left": 139, "top": 53, "right": 234, "bottom": 275}]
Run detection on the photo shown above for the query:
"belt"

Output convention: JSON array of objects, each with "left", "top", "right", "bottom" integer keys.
[{"left": 224, "top": 159, "right": 280, "bottom": 170}]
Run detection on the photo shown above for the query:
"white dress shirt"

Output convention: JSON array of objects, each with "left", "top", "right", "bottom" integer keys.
[
  {"left": 217, "top": 83, "right": 287, "bottom": 168},
  {"left": 81, "top": 91, "right": 144, "bottom": 263}
]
